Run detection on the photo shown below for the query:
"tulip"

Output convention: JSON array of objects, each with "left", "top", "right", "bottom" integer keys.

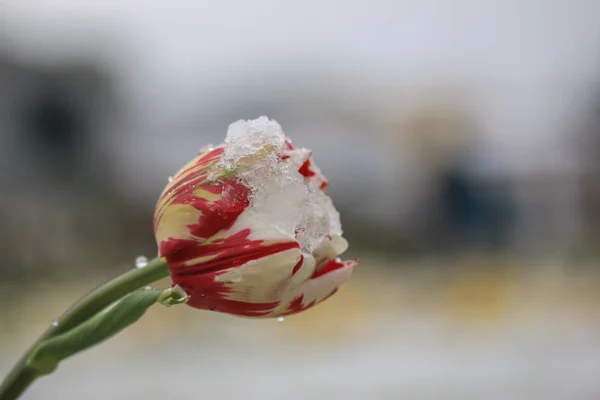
[
  {"left": 153, "top": 117, "right": 357, "bottom": 317},
  {"left": 0, "top": 117, "right": 359, "bottom": 400}
]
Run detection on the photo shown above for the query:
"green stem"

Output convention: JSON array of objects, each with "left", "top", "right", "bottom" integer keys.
[{"left": 0, "top": 257, "right": 169, "bottom": 400}]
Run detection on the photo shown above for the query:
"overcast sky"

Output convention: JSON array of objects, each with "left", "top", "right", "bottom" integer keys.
[{"left": 1, "top": 0, "right": 599, "bottom": 199}]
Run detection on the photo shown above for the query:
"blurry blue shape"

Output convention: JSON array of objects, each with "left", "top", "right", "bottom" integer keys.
[{"left": 440, "top": 157, "right": 514, "bottom": 253}]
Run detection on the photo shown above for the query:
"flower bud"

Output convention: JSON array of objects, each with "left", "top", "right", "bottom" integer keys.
[{"left": 153, "top": 117, "right": 357, "bottom": 317}]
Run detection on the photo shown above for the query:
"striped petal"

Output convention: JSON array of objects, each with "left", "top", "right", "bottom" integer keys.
[
  {"left": 165, "top": 210, "right": 302, "bottom": 316},
  {"left": 175, "top": 247, "right": 301, "bottom": 317},
  {"left": 154, "top": 146, "right": 253, "bottom": 256},
  {"left": 270, "top": 258, "right": 357, "bottom": 317},
  {"left": 154, "top": 147, "right": 225, "bottom": 235},
  {"left": 313, "top": 235, "right": 349, "bottom": 265},
  {"left": 282, "top": 142, "right": 329, "bottom": 191}
]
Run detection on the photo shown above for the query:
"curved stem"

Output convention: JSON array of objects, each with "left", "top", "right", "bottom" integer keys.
[{"left": 0, "top": 257, "right": 169, "bottom": 400}]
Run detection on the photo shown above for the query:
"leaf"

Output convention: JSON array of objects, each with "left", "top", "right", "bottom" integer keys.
[{"left": 27, "top": 288, "right": 162, "bottom": 375}]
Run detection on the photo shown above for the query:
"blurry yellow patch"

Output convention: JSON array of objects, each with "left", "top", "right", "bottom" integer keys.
[
  {"left": 439, "top": 268, "right": 519, "bottom": 328},
  {"left": 155, "top": 204, "right": 202, "bottom": 245},
  {"left": 282, "top": 280, "right": 371, "bottom": 344}
]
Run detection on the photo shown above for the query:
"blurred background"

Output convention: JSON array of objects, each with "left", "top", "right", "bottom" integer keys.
[{"left": 1, "top": 1, "right": 600, "bottom": 399}]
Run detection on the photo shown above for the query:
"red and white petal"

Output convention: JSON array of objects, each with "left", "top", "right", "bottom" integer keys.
[
  {"left": 171, "top": 244, "right": 301, "bottom": 317},
  {"left": 215, "top": 207, "right": 302, "bottom": 246},
  {"left": 269, "top": 258, "right": 357, "bottom": 317},
  {"left": 154, "top": 203, "right": 203, "bottom": 254},
  {"left": 289, "top": 253, "right": 316, "bottom": 286},
  {"left": 298, "top": 156, "right": 328, "bottom": 191},
  {"left": 167, "top": 207, "right": 304, "bottom": 316},
  {"left": 215, "top": 248, "right": 301, "bottom": 305},
  {"left": 154, "top": 147, "right": 224, "bottom": 233},
  {"left": 167, "top": 222, "right": 300, "bottom": 279},
  {"left": 313, "top": 235, "right": 349, "bottom": 265},
  {"left": 156, "top": 179, "right": 252, "bottom": 257},
  {"left": 172, "top": 271, "right": 279, "bottom": 317},
  {"left": 154, "top": 145, "right": 258, "bottom": 257},
  {"left": 281, "top": 147, "right": 329, "bottom": 191}
]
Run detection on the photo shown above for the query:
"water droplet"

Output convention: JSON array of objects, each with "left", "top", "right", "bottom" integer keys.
[
  {"left": 277, "top": 316, "right": 285, "bottom": 323},
  {"left": 135, "top": 256, "right": 148, "bottom": 268},
  {"left": 168, "top": 176, "right": 174, "bottom": 182},
  {"left": 51, "top": 319, "right": 59, "bottom": 327}
]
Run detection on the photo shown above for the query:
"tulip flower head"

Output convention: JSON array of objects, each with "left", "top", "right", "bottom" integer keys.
[{"left": 153, "top": 117, "right": 357, "bottom": 317}]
